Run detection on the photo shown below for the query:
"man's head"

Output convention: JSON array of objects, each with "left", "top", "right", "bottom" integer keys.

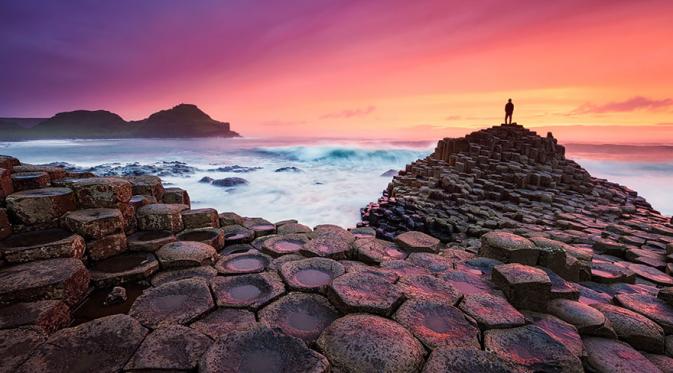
[{"left": 508, "top": 98, "right": 512, "bottom": 103}]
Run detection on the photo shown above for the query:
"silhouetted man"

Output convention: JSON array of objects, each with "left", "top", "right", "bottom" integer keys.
[{"left": 504, "top": 99, "right": 514, "bottom": 124}]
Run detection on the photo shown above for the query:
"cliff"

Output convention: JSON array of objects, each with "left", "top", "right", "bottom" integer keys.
[{"left": 0, "top": 104, "right": 239, "bottom": 140}]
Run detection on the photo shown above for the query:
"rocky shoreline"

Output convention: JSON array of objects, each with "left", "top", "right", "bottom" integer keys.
[{"left": 2, "top": 123, "right": 673, "bottom": 372}]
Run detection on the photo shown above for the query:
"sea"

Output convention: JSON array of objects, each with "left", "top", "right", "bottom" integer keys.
[{"left": 2, "top": 138, "right": 672, "bottom": 227}]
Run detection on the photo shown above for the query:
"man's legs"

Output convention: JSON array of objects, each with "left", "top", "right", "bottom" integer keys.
[{"left": 505, "top": 113, "right": 512, "bottom": 124}]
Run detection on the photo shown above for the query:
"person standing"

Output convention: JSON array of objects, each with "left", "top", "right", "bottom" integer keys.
[{"left": 504, "top": 99, "right": 514, "bottom": 124}]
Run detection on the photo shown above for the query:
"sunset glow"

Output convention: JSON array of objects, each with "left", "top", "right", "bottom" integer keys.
[{"left": 2, "top": 0, "right": 673, "bottom": 142}]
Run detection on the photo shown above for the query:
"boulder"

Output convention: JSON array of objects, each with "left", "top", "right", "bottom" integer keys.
[
  {"left": 484, "top": 324, "right": 583, "bottom": 372},
  {"left": 71, "top": 177, "right": 132, "bottom": 208},
  {"left": 259, "top": 292, "right": 339, "bottom": 344},
  {"left": 155, "top": 241, "right": 217, "bottom": 269},
  {"left": 61, "top": 208, "right": 124, "bottom": 239},
  {"left": 547, "top": 299, "right": 616, "bottom": 337},
  {"left": 316, "top": 314, "right": 425, "bottom": 373},
  {"left": 0, "top": 258, "right": 89, "bottom": 306},
  {"left": 125, "top": 325, "right": 212, "bottom": 371},
  {"left": 136, "top": 203, "right": 189, "bottom": 232},
  {"left": 87, "top": 232, "right": 128, "bottom": 260},
  {"left": 129, "top": 278, "right": 214, "bottom": 329},
  {"left": 212, "top": 177, "right": 248, "bottom": 187},
  {"left": 211, "top": 272, "right": 286, "bottom": 310},
  {"left": 583, "top": 337, "right": 661, "bottom": 373},
  {"left": 591, "top": 302, "right": 665, "bottom": 353},
  {"left": 181, "top": 208, "right": 219, "bottom": 229},
  {"left": 479, "top": 231, "right": 539, "bottom": 265},
  {"left": 393, "top": 298, "right": 480, "bottom": 350},
  {"left": 395, "top": 231, "right": 441, "bottom": 253},
  {"left": 11, "top": 171, "right": 50, "bottom": 191},
  {"left": 0, "top": 229, "right": 85, "bottom": 263},
  {"left": 126, "top": 175, "right": 164, "bottom": 200},
  {"left": 162, "top": 187, "right": 190, "bottom": 207},
  {"left": 6, "top": 188, "right": 77, "bottom": 225},
  {"left": 218, "top": 211, "right": 244, "bottom": 226},
  {"left": 200, "top": 325, "right": 329, "bottom": 373},
  {"left": 492, "top": 263, "right": 551, "bottom": 312}
]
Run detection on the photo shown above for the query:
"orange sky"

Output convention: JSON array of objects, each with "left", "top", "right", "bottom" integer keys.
[{"left": 2, "top": 1, "right": 673, "bottom": 143}]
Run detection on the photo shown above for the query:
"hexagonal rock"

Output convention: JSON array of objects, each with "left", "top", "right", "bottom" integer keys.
[
  {"left": 0, "top": 208, "right": 10, "bottom": 240},
  {"left": 162, "top": 187, "right": 190, "bottom": 207},
  {"left": 301, "top": 230, "right": 354, "bottom": 260},
  {"left": 397, "top": 274, "right": 462, "bottom": 304},
  {"left": 583, "top": 337, "right": 661, "bottom": 373},
  {"left": 659, "top": 287, "right": 673, "bottom": 306},
  {"left": 215, "top": 251, "right": 271, "bottom": 275},
  {"left": 616, "top": 293, "right": 673, "bottom": 333},
  {"left": 484, "top": 324, "right": 583, "bottom": 372},
  {"left": 592, "top": 261, "right": 636, "bottom": 284},
  {"left": 218, "top": 211, "right": 243, "bottom": 226},
  {"left": 440, "top": 271, "right": 498, "bottom": 296},
  {"left": 277, "top": 222, "right": 312, "bottom": 235},
  {"left": 129, "top": 194, "right": 156, "bottom": 210},
  {"left": 150, "top": 265, "right": 218, "bottom": 287},
  {"left": 6, "top": 187, "right": 77, "bottom": 225},
  {"left": 87, "top": 232, "right": 128, "bottom": 260},
  {"left": 395, "top": 231, "right": 441, "bottom": 253},
  {"left": 0, "top": 300, "right": 70, "bottom": 334},
  {"left": 201, "top": 325, "right": 329, "bottom": 373},
  {"left": 0, "top": 258, "right": 89, "bottom": 306},
  {"left": 406, "top": 252, "right": 454, "bottom": 274},
  {"left": 327, "top": 271, "right": 403, "bottom": 316},
  {"left": 0, "top": 155, "right": 19, "bottom": 171},
  {"left": 242, "top": 217, "right": 276, "bottom": 237},
  {"left": 0, "top": 229, "right": 85, "bottom": 263},
  {"left": 13, "top": 164, "right": 66, "bottom": 180},
  {"left": 70, "top": 177, "right": 132, "bottom": 208},
  {"left": 422, "top": 347, "right": 527, "bottom": 373},
  {"left": 61, "top": 208, "right": 124, "bottom": 239},
  {"left": 0, "top": 167, "right": 13, "bottom": 199},
  {"left": 181, "top": 208, "right": 219, "bottom": 229},
  {"left": 625, "top": 262, "right": 673, "bottom": 286},
  {"left": 155, "top": 241, "right": 217, "bottom": 269},
  {"left": 189, "top": 307, "right": 256, "bottom": 339},
  {"left": 317, "top": 314, "right": 425, "bottom": 373},
  {"left": 136, "top": 203, "right": 189, "bottom": 232},
  {"left": 177, "top": 228, "right": 225, "bottom": 250},
  {"left": 129, "top": 278, "right": 214, "bottom": 329},
  {"left": 11, "top": 171, "right": 50, "bottom": 191},
  {"left": 394, "top": 298, "right": 479, "bottom": 350},
  {"left": 541, "top": 267, "right": 580, "bottom": 300},
  {"left": 492, "top": 263, "right": 551, "bottom": 312},
  {"left": 0, "top": 327, "right": 47, "bottom": 372},
  {"left": 547, "top": 299, "right": 616, "bottom": 338},
  {"left": 125, "top": 325, "right": 212, "bottom": 371},
  {"left": 459, "top": 293, "right": 526, "bottom": 330},
  {"left": 591, "top": 303, "right": 665, "bottom": 353},
  {"left": 221, "top": 243, "right": 256, "bottom": 256},
  {"left": 354, "top": 238, "right": 408, "bottom": 264},
  {"left": 524, "top": 311, "right": 585, "bottom": 359},
  {"left": 349, "top": 226, "right": 377, "bottom": 239},
  {"left": 259, "top": 292, "right": 339, "bottom": 344},
  {"left": 380, "top": 259, "right": 431, "bottom": 278},
  {"left": 16, "top": 314, "right": 148, "bottom": 373},
  {"left": 339, "top": 260, "right": 399, "bottom": 282},
  {"left": 89, "top": 252, "right": 159, "bottom": 287},
  {"left": 222, "top": 224, "right": 255, "bottom": 244},
  {"left": 645, "top": 353, "right": 673, "bottom": 372},
  {"left": 127, "top": 230, "right": 175, "bottom": 251},
  {"left": 280, "top": 257, "right": 345, "bottom": 293},
  {"left": 479, "top": 231, "right": 539, "bottom": 265},
  {"left": 211, "top": 272, "right": 286, "bottom": 310},
  {"left": 126, "top": 175, "right": 165, "bottom": 200},
  {"left": 261, "top": 234, "right": 310, "bottom": 257}
]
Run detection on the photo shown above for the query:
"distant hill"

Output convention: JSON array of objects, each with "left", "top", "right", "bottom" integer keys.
[{"left": 0, "top": 104, "right": 239, "bottom": 140}]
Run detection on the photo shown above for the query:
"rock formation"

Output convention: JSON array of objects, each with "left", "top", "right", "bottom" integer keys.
[
  {"left": 0, "top": 103, "right": 239, "bottom": 140},
  {"left": 2, "top": 123, "right": 673, "bottom": 371}
]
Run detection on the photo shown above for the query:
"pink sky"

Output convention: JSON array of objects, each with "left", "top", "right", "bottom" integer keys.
[{"left": 1, "top": 0, "right": 672, "bottom": 143}]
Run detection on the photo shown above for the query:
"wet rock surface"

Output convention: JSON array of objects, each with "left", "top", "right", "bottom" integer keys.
[{"left": 3, "top": 124, "right": 673, "bottom": 371}]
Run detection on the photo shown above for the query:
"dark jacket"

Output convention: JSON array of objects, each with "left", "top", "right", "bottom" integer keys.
[{"left": 505, "top": 102, "right": 514, "bottom": 114}]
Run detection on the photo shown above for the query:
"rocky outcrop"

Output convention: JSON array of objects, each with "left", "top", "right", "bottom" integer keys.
[
  {"left": 0, "top": 103, "right": 239, "bottom": 140},
  {"left": 2, "top": 123, "right": 673, "bottom": 372}
]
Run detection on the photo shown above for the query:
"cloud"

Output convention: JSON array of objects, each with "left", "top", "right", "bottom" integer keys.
[
  {"left": 320, "top": 106, "right": 376, "bottom": 119},
  {"left": 570, "top": 96, "right": 673, "bottom": 115}
]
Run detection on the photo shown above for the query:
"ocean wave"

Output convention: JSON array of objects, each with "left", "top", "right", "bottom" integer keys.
[{"left": 249, "top": 145, "right": 428, "bottom": 163}]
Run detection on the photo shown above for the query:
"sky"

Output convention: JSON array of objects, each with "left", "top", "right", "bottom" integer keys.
[{"left": 1, "top": 0, "right": 673, "bottom": 142}]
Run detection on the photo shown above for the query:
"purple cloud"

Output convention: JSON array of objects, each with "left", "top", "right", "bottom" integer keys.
[
  {"left": 320, "top": 106, "right": 376, "bottom": 119},
  {"left": 571, "top": 96, "right": 673, "bottom": 114}
]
